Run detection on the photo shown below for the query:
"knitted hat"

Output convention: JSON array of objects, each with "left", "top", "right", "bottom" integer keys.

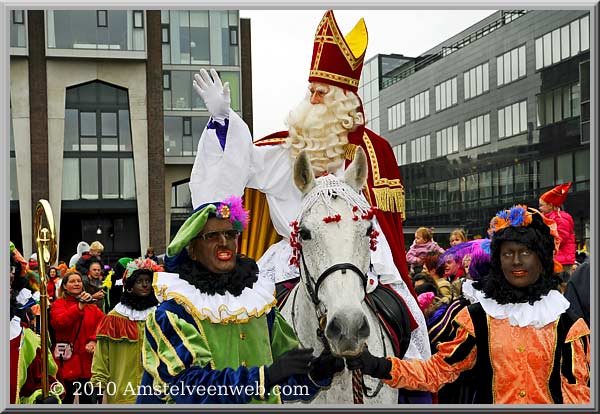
[
  {"left": 540, "top": 182, "right": 572, "bottom": 207},
  {"left": 166, "top": 195, "right": 249, "bottom": 258},
  {"left": 417, "top": 292, "right": 435, "bottom": 312}
]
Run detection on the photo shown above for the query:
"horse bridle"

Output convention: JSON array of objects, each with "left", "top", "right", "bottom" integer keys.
[{"left": 293, "top": 250, "right": 386, "bottom": 400}]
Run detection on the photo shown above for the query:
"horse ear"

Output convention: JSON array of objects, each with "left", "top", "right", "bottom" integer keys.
[
  {"left": 344, "top": 147, "right": 368, "bottom": 192},
  {"left": 293, "top": 150, "right": 316, "bottom": 194}
]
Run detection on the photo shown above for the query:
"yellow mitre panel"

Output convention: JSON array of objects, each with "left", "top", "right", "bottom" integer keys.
[{"left": 345, "top": 17, "right": 368, "bottom": 59}]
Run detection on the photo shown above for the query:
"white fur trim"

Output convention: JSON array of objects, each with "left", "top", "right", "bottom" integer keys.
[
  {"left": 153, "top": 272, "right": 277, "bottom": 324},
  {"left": 113, "top": 303, "right": 156, "bottom": 321}
]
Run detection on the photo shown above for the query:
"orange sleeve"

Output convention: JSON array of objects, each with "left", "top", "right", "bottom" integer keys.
[
  {"left": 383, "top": 321, "right": 477, "bottom": 392},
  {"left": 562, "top": 318, "right": 590, "bottom": 404}
]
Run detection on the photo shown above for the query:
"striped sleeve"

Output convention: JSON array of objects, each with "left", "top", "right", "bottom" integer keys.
[
  {"left": 561, "top": 318, "right": 590, "bottom": 404},
  {"left": 139, "top": 304, "right": 263, "bottom": 403},
  {"left": 383, "top": 308, "right": 477, "bottom": 392}
]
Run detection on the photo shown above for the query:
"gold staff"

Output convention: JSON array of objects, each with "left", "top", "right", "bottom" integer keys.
[{"left": 33, "top": 199, "right": 57, "bottom": 398}]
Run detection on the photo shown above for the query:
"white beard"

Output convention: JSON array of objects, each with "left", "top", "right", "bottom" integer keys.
[{"left": 284, "top": 93, "right": 360, "bottom": 176}]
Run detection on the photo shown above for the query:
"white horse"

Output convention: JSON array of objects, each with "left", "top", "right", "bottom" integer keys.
[{"left": 280, "top": 148, "right": 403, "bottom": 404}]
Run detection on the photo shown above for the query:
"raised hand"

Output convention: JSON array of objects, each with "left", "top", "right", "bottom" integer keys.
[{"left": 193, "top": 68, "right": 231, "bottom": 123}]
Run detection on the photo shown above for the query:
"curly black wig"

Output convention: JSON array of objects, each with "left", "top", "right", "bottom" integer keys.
[
  {"left": 474, "top": 212, "right": 561, "bottom": 305},
  {"left": 120, "top": 268, "right": 159, "bottom": 310}
]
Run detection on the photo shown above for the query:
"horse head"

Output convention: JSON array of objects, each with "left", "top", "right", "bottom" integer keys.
[{"left": 292, "top": 147, "right": 375, "bottom": 357}]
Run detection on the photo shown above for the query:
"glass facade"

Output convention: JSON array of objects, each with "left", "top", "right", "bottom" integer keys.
[
  {"left": 535, "top": 15, "right": 590, "bottom": 70},
  {"left": 160, "top": 10, "right": 239, "bottom": 66},
  {"left": 47, "top": 10, "right": 145, "bottom": 51},
  {"left": 63, "top": 81, "right": 136, "bottom": 200},
  {"left": 358, "top": 58, "right": 381, "bottom": 134}
]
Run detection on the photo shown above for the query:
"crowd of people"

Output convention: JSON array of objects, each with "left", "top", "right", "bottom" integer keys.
[{"left": 8, "top": 9, "right": 590, "bottom": 407}]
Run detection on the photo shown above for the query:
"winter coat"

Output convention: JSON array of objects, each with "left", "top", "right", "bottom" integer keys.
[
  {"left": 406, "top": 240, "right": 445, "bottom": 265},
  {"left": 49, "top": 295, "right": 104, "bottom": 381},
  {"left": 545, "top": 210, "right": 576, "bottom": 265}
]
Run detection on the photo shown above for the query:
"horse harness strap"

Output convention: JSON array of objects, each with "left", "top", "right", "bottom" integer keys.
[{"left": 300, "top": 251, "right": 368, "bottom": 307}]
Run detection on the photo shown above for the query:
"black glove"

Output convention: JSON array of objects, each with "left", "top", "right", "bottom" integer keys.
[
  {"left": 345, "top": 347, "right": 392, "bottom": 380},
  {"left": 266, "top": 347, "right": 314, "bottom": 388},
  {"left": 35, "top": 395, "right": 59, "bottom": 404},
  {"left": 309, "top": 349, "right": 345, "bottom": 381}
]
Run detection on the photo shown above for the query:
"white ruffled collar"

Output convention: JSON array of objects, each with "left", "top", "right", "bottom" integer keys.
[
  {"left": 153, "top": 272, "right": 277, "bottom": 324},
  {"left": 10, "top": 316, "right": 22, "bottom": 341},
  {"left": 113, "top": 303, "right": 156, "bottom": 321},
  {"left": 464, "top": 280, "right": 570, "bottom": 328}
]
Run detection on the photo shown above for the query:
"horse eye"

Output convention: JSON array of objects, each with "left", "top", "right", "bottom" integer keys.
[
  {"left": 365, "top": 224, "right": 373, "bottom": 236},
  {"left": 299, "top": 227, "right": 312, "bottom": 241}
]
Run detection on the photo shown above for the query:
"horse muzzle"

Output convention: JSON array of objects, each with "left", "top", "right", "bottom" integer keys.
[{"left": 325, "top": 311, "right": 370, "bottom": 357}]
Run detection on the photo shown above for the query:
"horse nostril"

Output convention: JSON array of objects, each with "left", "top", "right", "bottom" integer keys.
[
  {"left": 357, "top": 316, "right": 370, "bottom": 339},
  {"left": 326, "top": 316, "right": 342, "bottom": 340}
]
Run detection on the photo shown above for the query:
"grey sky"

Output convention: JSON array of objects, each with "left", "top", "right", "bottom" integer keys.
[{"left": 239, "top": 9, "right": 495, "bottom": 138}]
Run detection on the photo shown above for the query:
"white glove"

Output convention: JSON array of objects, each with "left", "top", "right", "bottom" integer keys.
[{"left": 193, "top": 68, "right": 231, "bottom": 123}]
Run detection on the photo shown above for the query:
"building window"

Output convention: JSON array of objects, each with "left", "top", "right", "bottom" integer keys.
[
  {"left": 410, "top": 135, "right": 431, "bottom": 163},
  {"left": 535, "top": 15, "right": 589, "bottom": 70},
  {"left": 10, "top": 10, "right": 27, "bottom": 48},
  {"left": 163, "top": 71, "right": 171, "bottom": 90},
  {"left": 387, "top": 101, "right": 405, "bottom": 130},
  {"left": 162, "top": 24, "right": 170, "bottom": 44},
  {"left": 48, "top": 10, "right": 145, "bottom": 51},
  {"left": 409, "top": 90, "right": 430, "bottom": 122},
  {"left": 171, "top": 179, "right": 192, "bottom": 209},
  {"left": 498, "top": 100, "right": 527, "bottom": 139},
  {"left": 436, "top": 124, "right": 459, "bottom": 157},
  {"left": 392, "top": 143, "right": 407, "bottom": 166},
  {"left": 12, "top": 10, "right": 24, "bottom": 24},
  {"left": 161, "top": 10, "right": 239, "bottom": 66},
  {"left": 580, "top": 60, "right": 590, "bottom": 143},
  {"left": 164, "top": 116, "right": 209, "bottom": 157},
  {"left": 97, "top": 10, "right": 108, "bottom": 27},
  {"left": 435, "top": 77, "right": 457, "bottom": 112},
  {"left": 465, "top": 113, "right": 490, "bottom": 149},
  {"left": 63, "top": 81, "right": 136, "bottom": 201},
  {"left": 229, "top": 26, "right": 238, "bottom": 46},
  {"left": 536, "top": 82, "right": 579, "bottom": 127},
  {"left": 497, "top": 45, "right": 526, "bottom": 87},
  {"left": 464, "top": 62, "right": 489, "bottom": 100},
  {"left": 163, "top": 70, "right": 240, "bottom": 112},
  {"left": 133, "top": 10, "right": 144, "bottom": 28}
]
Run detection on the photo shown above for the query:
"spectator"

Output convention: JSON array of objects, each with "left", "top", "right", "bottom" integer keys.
[
  {"left": 83, "top": 260, "right": 106, "bottom": 312},
  {"left": 412, "top": 272, "right": 436, "bottom": 289},
  {"left": 422, "top": 252, "right": 455, "bottom": 303},
  {"left": 563, "top": 262, "right": 590, "bottom": 327},
  {"left": 406, "top": 227, "right": 445, "bottom": 272},
  {"left": 50, "top": 271, "right": 104, "bottom": 404},
  {"left": 47, "top": 267, "right": 61, "bottom": 302},
  {"left": 539, "top": 182, "right": 576, "bottom": 273},
  {"left": 144, "top": 246, "right": 159, "bottom": 263},
  {"left": 449, "top": 229, "right": 467, "bottom": 247},
  {"left": 76, "top": 241, "right": 105, "bottom": 276}
]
